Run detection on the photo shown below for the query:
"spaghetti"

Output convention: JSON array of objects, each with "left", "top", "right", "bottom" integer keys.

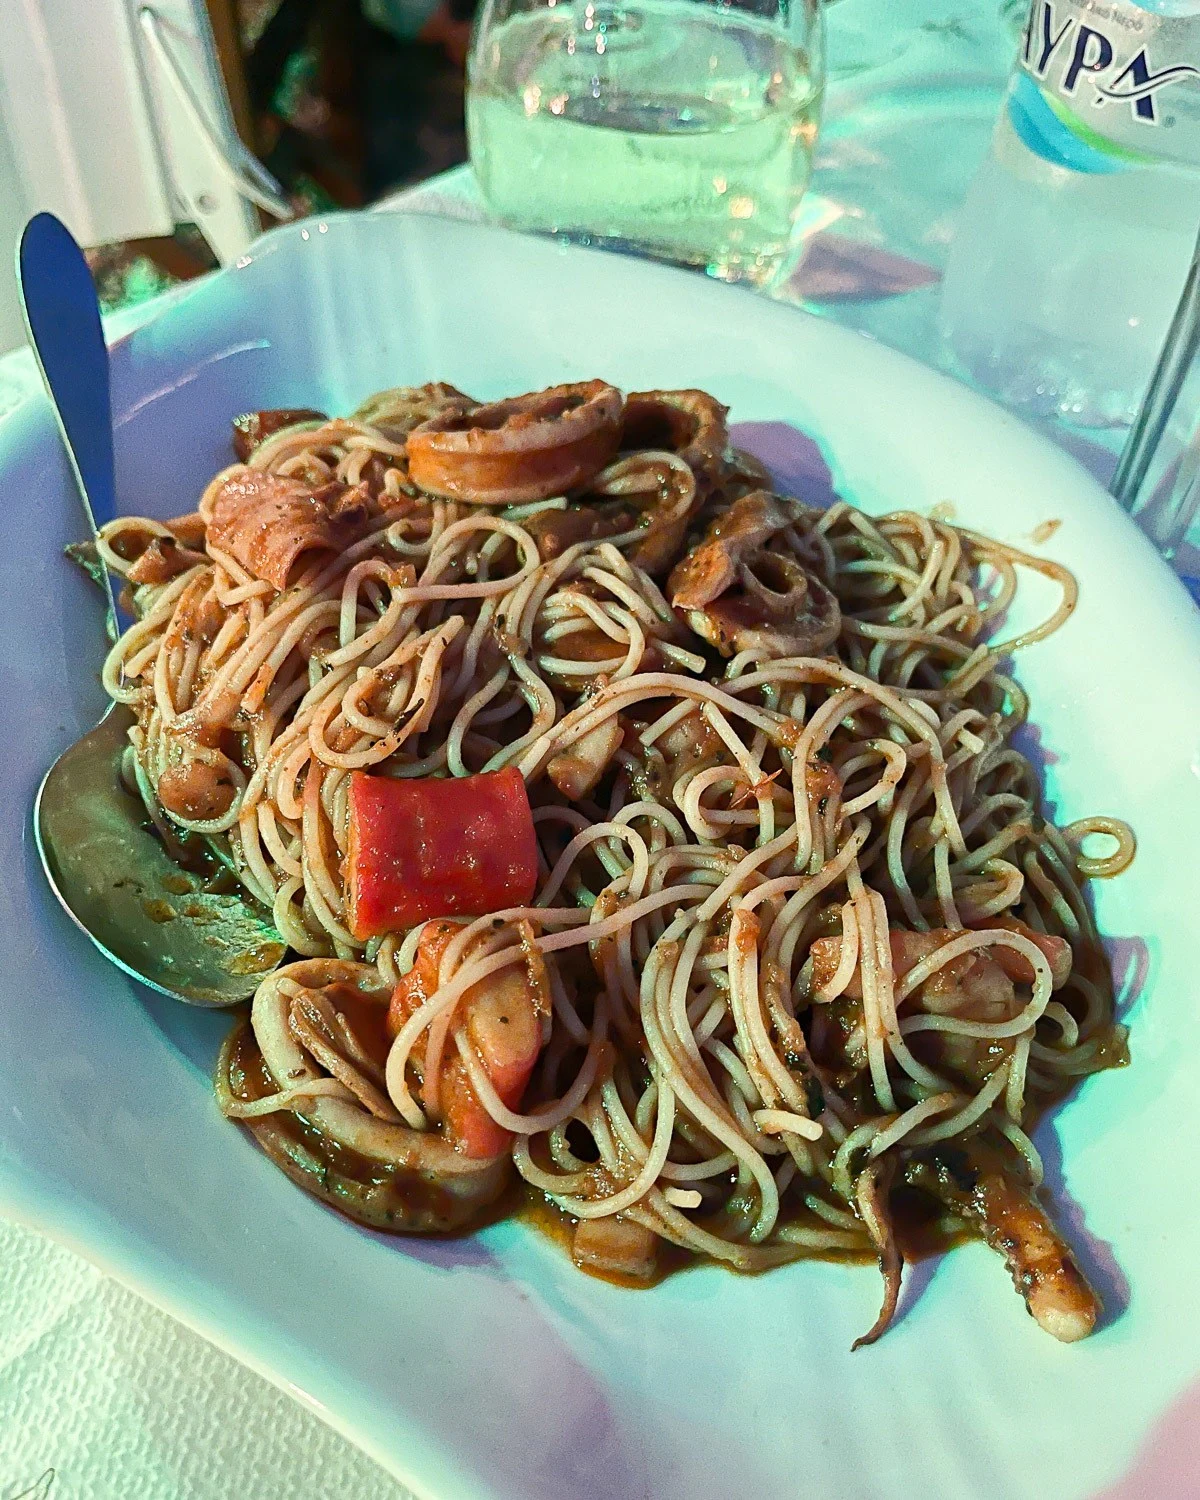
[{"left": 94, "top": 380, "right": 1132, "bottom": 1343}]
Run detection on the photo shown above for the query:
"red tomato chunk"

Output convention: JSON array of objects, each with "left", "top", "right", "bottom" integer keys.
[{"left": 347, "top": 768, "right": 539, "bottom": 940}]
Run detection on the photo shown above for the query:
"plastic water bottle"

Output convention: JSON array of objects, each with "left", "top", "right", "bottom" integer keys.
[{"left": 939, "top": 0, "right": 1200, "bottom": 428}]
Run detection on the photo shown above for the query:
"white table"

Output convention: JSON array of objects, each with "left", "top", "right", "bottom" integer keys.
[{"left": 1, "top": 8, "right": 1192, "bottom": 1495}]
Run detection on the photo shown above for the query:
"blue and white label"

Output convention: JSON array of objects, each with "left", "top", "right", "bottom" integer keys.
[{"left": 1013, "top": 0, "right": 1200, "bottom": 169}]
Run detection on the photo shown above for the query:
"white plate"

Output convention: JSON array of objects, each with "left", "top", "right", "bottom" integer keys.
[{"left": 4, "top": 212, "right": 1200, "bottom": 1500}]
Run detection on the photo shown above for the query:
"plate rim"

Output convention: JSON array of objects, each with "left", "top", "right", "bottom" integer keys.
[{"left": 4, "top": 208, "right": 1200, "bottom": 1500}]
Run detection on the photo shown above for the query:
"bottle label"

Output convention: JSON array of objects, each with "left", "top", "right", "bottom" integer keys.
[{"left": 1013, "top": 0, "right": 1200, "bottom": 170}]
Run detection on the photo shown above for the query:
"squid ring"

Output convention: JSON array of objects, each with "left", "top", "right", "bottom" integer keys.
[
  {"left": 406, "top": 380, "right": 624, "bottom": 505},
  {"left": 232, "top": 959, "right": 509, "bottom": 1232},
  {"left": 620, "top": 388, "right": 729, "bottom": 491}
]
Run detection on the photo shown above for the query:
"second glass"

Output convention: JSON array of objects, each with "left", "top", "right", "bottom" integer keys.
[{"left": 467, "top": 0, "right": 825, "bottom": 288}]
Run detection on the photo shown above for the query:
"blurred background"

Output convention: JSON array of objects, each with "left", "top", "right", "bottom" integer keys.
[{"left": 28, "top": 0, "right": 477, "bottom": 317}]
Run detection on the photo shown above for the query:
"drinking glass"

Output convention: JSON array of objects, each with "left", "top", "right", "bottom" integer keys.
[{"left": 467, "top": 0, "right": 825, "bottom": 288}]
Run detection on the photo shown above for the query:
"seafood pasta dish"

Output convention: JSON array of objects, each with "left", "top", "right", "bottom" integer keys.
[{"left": 92, "top": 378, "right": 1133, "bottom": 1345}]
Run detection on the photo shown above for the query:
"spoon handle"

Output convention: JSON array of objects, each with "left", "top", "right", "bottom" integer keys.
[{"left": 17, "top": 212, "right": 120, "bottom": 632}]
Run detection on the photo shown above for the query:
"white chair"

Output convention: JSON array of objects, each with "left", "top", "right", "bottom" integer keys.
[{"left": 0, "top": 0, "right": 287, "bottom": 351}]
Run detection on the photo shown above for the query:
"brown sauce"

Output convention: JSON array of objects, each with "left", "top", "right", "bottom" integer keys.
[
  {"left": 508, "top": 1182, "right": 973, "bottom": 1289},
  {"left": 216, "top": 938, "right": 1125, "bottom": 1283},
  {"left": 220, "top": 1016, "right": 986, "bottom": 1280}
]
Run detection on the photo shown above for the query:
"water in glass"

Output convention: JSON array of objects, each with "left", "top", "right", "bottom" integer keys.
[{"left": 468, "top": 0, "right": 824, "bottom": 287}]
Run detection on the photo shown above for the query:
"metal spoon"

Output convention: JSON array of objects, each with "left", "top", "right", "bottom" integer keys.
[{"left": 22, "top": 212, "right": 285, "bottom": 1007}]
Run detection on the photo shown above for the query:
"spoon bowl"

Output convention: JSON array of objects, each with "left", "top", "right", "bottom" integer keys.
[{"left": 35, "top": 707, "right": 286, "bottom": 1007}]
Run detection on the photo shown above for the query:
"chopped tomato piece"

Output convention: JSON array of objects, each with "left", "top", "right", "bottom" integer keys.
[
  {"left": 387, "top": 920, "right": 544, "bottom": 1159},
  {"left": 347, "top": 767, "right": 539, "bottom": 940}
]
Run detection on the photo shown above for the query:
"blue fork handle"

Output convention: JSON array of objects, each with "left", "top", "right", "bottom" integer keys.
[{"left": 17, "top": 212, "right": 119, "bottom": 630}]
